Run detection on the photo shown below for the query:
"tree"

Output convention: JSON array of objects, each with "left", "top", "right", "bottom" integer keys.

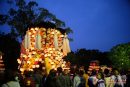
[
  {"left": 98, "top": 52, "right": 111, "bottom": 66},
  {"left": 0, "top": 32, "right": 20, "bottom": 70},
  {"left": 0, "top": 0, "right": 72, "bottom": 39},
  {"left": 109, "top": 43, "right": 130, "bottom": 70},
  {"left": 0, "top": 0, "right": 73, "bottom": 70},
  {"left": 64, "top": 48, "right": 110, "bottom": 67}
]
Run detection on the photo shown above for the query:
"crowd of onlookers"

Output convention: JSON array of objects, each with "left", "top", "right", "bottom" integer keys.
[{"left": 0, "top": 66, "right": 130, "bottom": 87}]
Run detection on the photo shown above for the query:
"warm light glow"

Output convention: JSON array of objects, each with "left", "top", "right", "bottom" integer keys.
[
  {"left": 39, "top": 58, "right": 42, "bottom": 61},
  {"left": 20, "top": 68, "right": 24, "bottom": 72},
  {"left": 35, "top": 27, "right": 39, "bottom": 31},
  {"left": 27, "top": 61, "right": 31, "bottom": 64},
  {"left": 0, "top": 55, "right": 2, "bottom": 59},
  {"left": 60, "top": 35, "right": 64, "bottom": 37},
  {"left": 35, "top": 58, "right": 39, "bottom": 61},
  {"left": 51, "top": 32, "right": 54, "bottom": 34},
  {"left": 36, "top": 65, "right": 39, "bottom": 68},
  {"left": 18, "top": 27, "right": 70, "bottom": 73},
  {"left": 52, "top": 65, "right": 55, "bottom": 69},
  {"left": 41, "top": 61, "right": 44, "bottom": 63},
  {"left": 17, "top": 59, "right": 21, "bottom": 64},
  {"left": 32, "top": 65, "right": 35, "bottom": 68}
]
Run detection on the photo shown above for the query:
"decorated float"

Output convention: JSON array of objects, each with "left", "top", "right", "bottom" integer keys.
[
  {"left": 88, "top": 60, "right": 112, "bottom": 74},
  {"left": 0, "top": 51, "right": 5, "bottom": 73},
  {"left": 88, "top": 60, "right": 100, "bottom": 73},
  {"left": 17, "top": 22, "right": 71, "bottom": 74}
]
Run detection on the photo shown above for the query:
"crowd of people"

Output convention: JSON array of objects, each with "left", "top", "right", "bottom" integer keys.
[{"left": 1, "top": 66, "right": 130, "bottom": 87}]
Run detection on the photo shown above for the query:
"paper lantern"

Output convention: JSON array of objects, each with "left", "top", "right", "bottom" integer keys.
[
  {"left": 32, "top": 65, "right": 35, "bottom": 68},
  {"left": 35, "top": 30, "right": 42, "bottom": 49},
  {"left": 20, "top": 68, "right": 24, "bottom": 72},
  {"left": 36, "top": 65, "right": 39, "bottom": 68}
]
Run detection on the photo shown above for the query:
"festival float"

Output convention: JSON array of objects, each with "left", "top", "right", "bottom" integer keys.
[
  {"left": 88, "top": 60, "right": 100, "bottom": 73},
  {"left": 17, "top": 22, "right": 71, "bottom": 74},
  {"left": 0, "top": 51, "right": 5, "bottom": 82},
  {"left": 0, "top": 51, "right": 5, "bottom": 73}
]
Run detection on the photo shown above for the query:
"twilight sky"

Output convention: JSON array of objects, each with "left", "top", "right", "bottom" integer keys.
[{"left": 0, "top": 0, "right": 130, "bottom": 52}]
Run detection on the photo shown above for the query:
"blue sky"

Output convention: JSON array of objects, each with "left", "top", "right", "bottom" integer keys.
[{"left": 0, "top": 0, "right": 130, "bottom": 52}]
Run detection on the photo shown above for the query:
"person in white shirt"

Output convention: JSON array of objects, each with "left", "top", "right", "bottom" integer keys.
[
  {"left": 104, "top": 68, "right": 114, "bottom": 87},
  {"left": 88, "top": 69, "right": 98, "bottom": 87},
  {"left": 1, "top": 70, "right": 21, "bottom": 87},
  {"left": 2, "top": 81, "right": 20, "bottom": 87},
  {"left": 96, "top": 72, "right": 105, "bottom": 87},
  {"left": 111, "top": 69, "right": 124, "bottom": 87},
  {"left": 73, "top": 69, "right": 81, "bottom": 87}
]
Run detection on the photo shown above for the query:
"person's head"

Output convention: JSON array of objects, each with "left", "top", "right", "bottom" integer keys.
[
  {"left": 127, "top": 69, "right": 130, "bottom": 74},
  {"left": 4, "top": 69, "right": 18, "bottom": 82},
  {"left": 113, "top": 69, "right": 119, "bottom": 76},
  {"left": 97, "top": 72, "right": 104, "bottom": 80},
  {"left": 84, "top": 66, "right": 89, "bottom": 74},
  {"left": 57, "top": 67, "right": 62, "bottom": 73},
  {"left": 75, "top": 69, "right": 80, "bottom": 75},
  {"left": 49, "top": 69, "right": 57, "bottom": 78},
  {"left": 63, "top": 69, "right": 69, "bottom": 75},
  {"left": 121, "top": 69, "right": 126, "bottom": 75},
  {"left": 79, "top": 70, "right": 84, "bottom": 76},
  {"left": 91, "top": 69, "right": 97, "bottom": 76},
  {"left": 24, "top": 71, "right": 32, "bottom": 77},
  {"left": 104, "top": 68, "right": 110, "bottom": 76}
]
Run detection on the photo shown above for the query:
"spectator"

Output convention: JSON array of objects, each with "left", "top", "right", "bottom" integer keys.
[
  {"left": 63, "top": 69, "right": 72, "bottom": 87},
  {"left": 23, "top": 71, "right": 36, "bottom": 87},
  {"left": 78, "top": 70, "right": 86, "bottom": 87},
  {"left": 104, "top": 68, "right": 114, "bottom": 87},
  {"left": 111, "top": 69, "right": 124, "bottom": 87},
  {"left": 96, "top": 72, "right": 105, "bottom": 87},
  {"left": 33, "top": 69, "right": 43, "bottom": 87},
  {"left": 1, "top": 69, "right": 21, "bottom": 87},
  {"left": 121, "top": 70, "right": 127, "bottom": 87},
  {"left": 88, "top": 69, "right": 98, "bottom": 87},
  {"left": 44, "top": 69, "right": 58, "bottom": 87},
  {"left": 73, "top": 69, "right": 81, "bottom": 87},
  {"left": 83, "top": 67, "right": 89, "bottom": 87},
  {"left": 41, "top": 69, "right": 47, "bottom": 87},
  {"left": 126, "top": 69, "right": 130, "bottom": 87},
  {"left": 56, "top": 67, "right": 66, "bottom": 87}
]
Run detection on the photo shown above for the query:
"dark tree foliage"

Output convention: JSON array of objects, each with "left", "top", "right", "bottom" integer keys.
[
  {"left": 0, "top": 0, "right": 72, "bottom": 39},
  {"left": 64, "top": 48, "right": 111, "bottom": 67},
  {"left": 0, "top": 32, "right": 20, "bottom": 70},
  {"left": 0, "top": 0, "right": 73, "bottom": 70},
  {"left": 109, "top": 43, "right": 130, "bottom": 70},
  {"left": 63, "top": 51, "right": 77, "bottom": 65}
]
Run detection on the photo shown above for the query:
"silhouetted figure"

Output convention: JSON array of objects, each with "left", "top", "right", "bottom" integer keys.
[
  {"left": 96, "top": 72, "right": 105, "bottom": 87},
  {"left": 63, "top": 69, "right": 72, "bottom": 87},
  {"left": 78, "top": 70, "right": 86, "bottom": 87},
  {"left": 126, "top": 69, "right": 130, "bottom": 87},
  {"left": 111, "top": 69, "right": 123, "bottom": 87},
  {"left": 83, "top": 67, "right": 89, "bottom": 87},
  {"left": 104, "top": 68, "right": 114, "bottom": 87},
  {"left": 45, "top": 69, "right": 58, "bottom": 87},
  {"left": 121, "top": 70, "right": 127, "bottom": 87},
  {"left": 33, "top": 69, "right": 43, "bottom": 87},
  {"left": 23, "top": 71, "right": 36, "bottom": 87},
  {"left": 41, "top": 69, "right": 47, "bottom": 87},
  {"left": 56, "top": 67, "right": 66, "bottom": 87},
  {"left": 1, "top": 69, "right": 21, "bottom": 87},
  {"left": 88, "top": 69, "right": 98, "bottom": 87},
  {"left": 73, "top": 69, "right": 81, "bottom": 87}
]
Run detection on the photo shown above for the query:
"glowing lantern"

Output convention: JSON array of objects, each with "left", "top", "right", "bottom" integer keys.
[
  {"left": 20, "top": 68, "right": 24, "bottom": 72},
  {"left": 36, "top": 65, "right": 39, "bottom": 68}
]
